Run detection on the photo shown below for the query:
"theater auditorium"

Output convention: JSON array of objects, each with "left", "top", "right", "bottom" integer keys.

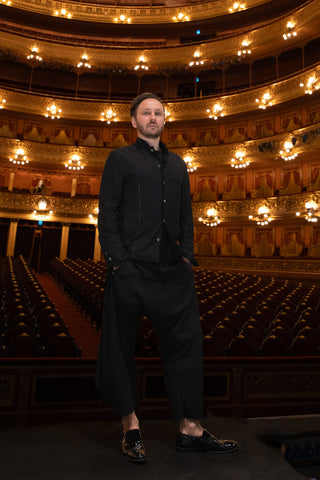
[{"left": 0, "top": 0, "right": 320, "bottom": 478}]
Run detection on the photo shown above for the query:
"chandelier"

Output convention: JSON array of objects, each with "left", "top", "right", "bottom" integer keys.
[
  {"left": 207, "top": 103, "right": 224, "bottom": 120},
  {"left": 77, "top": 54, "right": 91, "bottom": 69},
  {"left": 199, "top": 208, "right": 221, "bottom": 227},
  {"left": 229, "top": 2, "right": 245, "bottom": 13},
  {"left": 299, "top": 75, "right": 320, "bottom": 95},
  {"left": 0, "top": 0, "right": 11, "bottom": 4},
  {"left": 45, "top": 103, "right": 62, "bottom": 119},
  {"left": 183, "top": 155, "right": 197, "bottom": 173},
  {"left": 134, "top": 55, "right": 149, "bottom": 71},
  {"left": 0, "top": 97, "right": 6, "bottom": 109},
  {"left": 249, "top": 206, "right": 272, "bottom": 226},
  {"left": 53, "top": 8, "right": 72, "bottom": 19},
  {"left": 255, "top": 92, "right": 272, "bottom": 109},
  {"left": 172, "top": 13, "right": 190, "bottom": 22},
  {"left": 279, "top": 140, "right": 298, "bottom": 161},
  {"left": 189, "top": 51, "right": 204, "bottom": 67},
  {"left": 114, "top": 14, "right": 131, "bottom": 23},
  {"left": 27, "top": 47, "right": 43, "bottom": 62},
  {"left": 283, "top": 21, "right": 297, "bottom": 40},
  {"left": 100, "top": 107, "right": 118, "bottom": 123},
  {"left": 65, "top": 154, "right": 84, "bottom": 170},
  {"left": 296, "top": 201, "right": 318, "bottom": 223},
  {"left": 237, "top": 40, "right": 251, "bottom": 57},
  {"left": 9, "top": 147, "right": 29, "bottom": 165},
  {"left": 231, "top": 150, "right": 249, "bottom": 168}
]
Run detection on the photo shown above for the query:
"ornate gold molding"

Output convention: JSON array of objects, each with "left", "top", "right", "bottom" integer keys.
[
  {"left": 2, "top": 62, "right": 320, "bottom": 122},
  {"left": 1, "top": 122, "right": 320, "bottom": 170},
  {"left": 196, "top": 256, "right": 320, "bottom": 276},
  {"left": 7, "top": 0, "right": 269, "bottom": 24},
  {"left": 0, "top": 191, "right": 98, "bottom": 220},
  {"left": 193, "top": 190, "right": 320, "bottom": 222},
  {"left": 1, "top": 189, "right": 319, "bottom": 225},
  {"left": 0, "top": 1, "right": 318, "bottom": 69}
]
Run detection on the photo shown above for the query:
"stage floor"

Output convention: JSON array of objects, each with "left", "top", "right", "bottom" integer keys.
[{"left": 1, "top": 414, "right": 320, "bottom": 480}]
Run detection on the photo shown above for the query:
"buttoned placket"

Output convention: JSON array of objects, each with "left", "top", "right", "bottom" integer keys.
[{"left": 150, "top": 147, "right": 166, "bottom": 245}]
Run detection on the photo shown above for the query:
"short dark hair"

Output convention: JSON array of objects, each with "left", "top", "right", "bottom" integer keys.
[{"left": 130, "top": 92, "right": 163, "bottom": 117}]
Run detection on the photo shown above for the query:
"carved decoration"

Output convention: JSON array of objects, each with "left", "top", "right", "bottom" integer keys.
[
  {"left": 245, "top": 373, "right": 320, "bottom": 397},
  {"left": 0, "top": 376, "right": 14, "bottom": 405},
  {"left": 3, "top": 0, "right": 271, "bottom": 25}
]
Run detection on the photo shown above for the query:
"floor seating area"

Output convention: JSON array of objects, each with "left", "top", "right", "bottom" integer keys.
[
  {"left": 50, "top": 257, "right": 320, "bottom": 358},
  {"left": 0, "top": 256, "right": 81, "bottom": 357}
]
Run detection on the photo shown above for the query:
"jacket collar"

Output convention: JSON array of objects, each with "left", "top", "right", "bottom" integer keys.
[{"left": 135, "top": 137, "right": 168, "bottom": 154}]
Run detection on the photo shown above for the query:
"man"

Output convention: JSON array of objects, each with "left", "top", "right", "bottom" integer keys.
[{"left": 96, "top": 92, "right": 238, "bottom": 463}]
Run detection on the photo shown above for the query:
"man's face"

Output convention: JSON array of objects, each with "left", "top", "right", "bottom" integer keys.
[{"left": 131, "top": 98, "right": 165, "bottom": 140}]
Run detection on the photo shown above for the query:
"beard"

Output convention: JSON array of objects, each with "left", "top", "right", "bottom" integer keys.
[{"left": 136, "top": 122, "right": 165, "bottom": 139}]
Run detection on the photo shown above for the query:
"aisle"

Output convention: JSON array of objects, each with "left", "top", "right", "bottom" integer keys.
[{"left": 36, "top": 273, "right": 100, "bottom": 359}]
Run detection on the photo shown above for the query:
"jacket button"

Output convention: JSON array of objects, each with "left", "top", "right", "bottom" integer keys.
[
  {"left": 156, "top": 237, "right": 160, "bottom": 242},
  {"left": 163, "top": 199, "right": 167, "bottom": 203}
]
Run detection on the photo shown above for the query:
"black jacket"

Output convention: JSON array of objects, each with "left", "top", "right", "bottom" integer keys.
[{"left": 98, "top": 137, "right": 197, "bottom": 267}]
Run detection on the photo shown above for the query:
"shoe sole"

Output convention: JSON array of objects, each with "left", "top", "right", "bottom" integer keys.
[
  {"left": 176, "top": 446, "right": 239, "bottom": 454},
  {"left": 121, "top": 452, "right": 147, "bottom": 464}
]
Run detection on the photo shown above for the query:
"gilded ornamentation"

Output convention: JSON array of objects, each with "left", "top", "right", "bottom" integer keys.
[
  {"left": 0, "top": 377, "right": 13, "bottom": 405},
  {"left": 246, "top": 373, "right": 320, "bottom": 397},
  {"left": 6, "top": 0, "right": 268, "bottom": 24},
  {"left": 0, "top": 1, "right": 318, "bottom": 71},
  {"left": 1, "top": 67, "right": 320, "bottom": 123}
]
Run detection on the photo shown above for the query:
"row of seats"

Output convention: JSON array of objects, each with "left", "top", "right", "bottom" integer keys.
[
  {"left": 50, "top": 257, "right": 320, "bottom": 357},
  {"left": 0, "top": 256, "right": 81, "bottom": 357}
]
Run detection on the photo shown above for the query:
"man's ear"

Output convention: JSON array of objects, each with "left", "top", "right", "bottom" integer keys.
[{"left": 131, "top": 116, "right": 137, "bottom": 128}]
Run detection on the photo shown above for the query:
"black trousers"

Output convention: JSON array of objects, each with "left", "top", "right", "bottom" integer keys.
[{"left": 96, "top": 258, "right": 203, "bottom": 421}]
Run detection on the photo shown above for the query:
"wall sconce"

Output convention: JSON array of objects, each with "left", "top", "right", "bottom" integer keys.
[
  {"left": 229, "top": 2, "right": 245, "bottom": 13},
  {"left": 283, "top": 21, "right": 297, "bottom": 40},
  {"left": 33, "top": 198, "right": 53, "bottom": 219},
  {"left": 27, "top": 46, "right": 43, "bottom": 62},
  {"left": 231, "top": 150, "right": 249, "bottom": 168},
  {"left": 100, "top": 107, "right": 118, "bottom": 123},
  {"left": 0, "top": 97, "right": 6, "bottom": 109},
  {"left": 296, "top": 201, "right": 318, "bottom": 223},
  {"left": 65, "top": 153, "right": 84, "bottom": 170},
  {"left": 9, "top": 147, "right": 29, "bottom": 165},
  {"left": 172, "top": 13, "right": 190, "bottom": 22},
  {"left": 89, "top": 207, "right": 99, "bottom": 225},
  {"left": 279, "top": 140, "right": 298, "bottom": 161},
  {"left": 199, "top": 208, "right": 221, "bottom": 227},
  {"left": 114, "top": 14, "right": 131, "bottom": 23},
  {"left": 164, "top": 107, "right": 173, "bottom": 122},
  {"left": 45, "top": 102, "right": 62, "bottom": 119},
  {"left": 189, "top": 51, "right": 204, "bottom": 67},
  {"left": 53, "top": 8, "right": 72, "bottom": 18},
  {"left": 249, "top": 206, "right": 272, "bottom": 226},
  {"left": 299, "top": 75, "right": 320, "bottom": 95},
  {"left": 255, "top": 92, "right": 272, "bottom": 109},
  {"left": 237, "top": 40, "right": 251, "bottom": 57},
  {"left": 207, "top": 103, "right": 224, "bottom": 120},
  {"left": 183, "top": 155, "right": 197, "bottom": 172},
  {"left": 77, "top": 54, "right": 91, "bottom": 69},
  {"left": 134, "top": 55, "right": 149, "bottom": 71}
]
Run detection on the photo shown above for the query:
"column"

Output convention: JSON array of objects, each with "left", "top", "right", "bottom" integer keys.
[
  {"left": 60, "top": 224, "right": 70, "bottom": 260},
  {"left": 93, "top": 225, "right": 101, "bottom": 262},
  {"left": 6, "top": 219, "right": 18, "bottom": 256},
  {"left": 8, "top": 172, "right": 15, "bottom": 192},
  {"left": 71, "top": 177, "right": 77, "bottom": 197}
]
